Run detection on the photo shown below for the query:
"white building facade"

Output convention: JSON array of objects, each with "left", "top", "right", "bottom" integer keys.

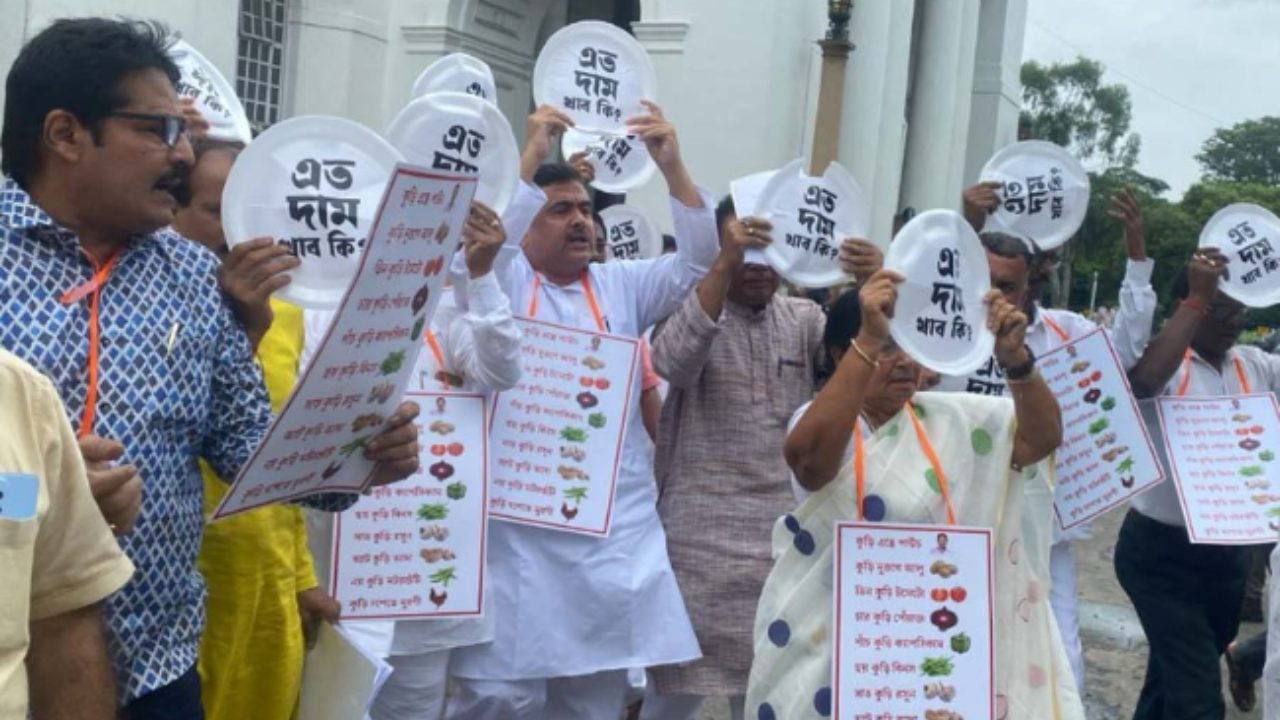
[{"left": 1, "top": 0, "right": 1027, "bottom": 242}]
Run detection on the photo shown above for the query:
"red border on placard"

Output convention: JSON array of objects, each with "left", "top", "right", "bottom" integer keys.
[
  {"left": 1042, "top": 328, "right": 1166, "bottom": 530},
  {"left": 486, "top": 315, "right": 639, "bottom": 538},
  {"left": 213, "top": 166, "right": 477, "bottom": 520},
  {"left": 330, "top": 391, "right": 490, "bottom": 619},
  {"left": 1157, "top": 391, "right": 1280, "bottom": 545},
  {"left": 833, "top": 522, "right": 996, "bottom": 720}
]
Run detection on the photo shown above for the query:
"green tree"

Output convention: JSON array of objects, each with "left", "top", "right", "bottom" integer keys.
[
  {"left": 1021, "top": 57, "right": 1142, "bottom": 306},
  {"left": 1021, "top": 57, "right": 1140, "bottom": 169},
  {"left": 1196, "top": 117, "right": 1280, "bottom": 185}
]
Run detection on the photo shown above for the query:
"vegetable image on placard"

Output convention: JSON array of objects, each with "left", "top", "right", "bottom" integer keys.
[
  {"left": 1088, "top": 418, "right": 1110, "bottom": 435},
  {"left": 561, "top": 426, "right": 588, "bottom": 443},
  {"left": 588, "top": 412, "right": 607, "bottom": 429},
  {"left": 380, "top": 350, "right": 407, "bottom": 376},
  {"left": 420, "top": 547, "right": 455, "bottom": 564},
  {"left": 417, "top": 503, "right": 449, "bottom": 521},
  {"left": 930, "top": 607, "right": 959, "bottom": 631},
  {"left": 950, "top": 632, "right": 972, "bottom": 654},
  {"left": 920, "top": 656, "right": 955, "bottom": 678},
  {"left": 562, "top": 485, "right": 589, "bottom": 521},
  {"left": 923, "top": 683, "right": 957, "bottom": 702},
  {"left": 428, "top": 566, "right": 457, "bottom": 608},
  {"left": 338, "top": 436, "right": 370, "bottom": 457},
  {"left": 446, "top": 481, "right": 467, "bottom": 500}
]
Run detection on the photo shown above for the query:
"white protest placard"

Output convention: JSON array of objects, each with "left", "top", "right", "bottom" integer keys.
[
  {"left": 411, "top": 53, "right": 497, "bottom": 103},
  {"left": 757, "top": 159, "right": 869, "bottom": 288},
  {"left": 221, "top": 116, "right": 406, "bottom": 310},
  {"left": 937, "top": 357, "right": 1007, "bottom": 397},
  {"left": 169, "top": 40, "right": 252, "bottom": 144},
  {"left": 885, "top": 210, "right": 994, "bottom": 376},
  {"left": 212, "top": 167, "right": 477, "bottom": 520},
  {"left": 1199, "top": 204, "right": 1280, "bottom": 308},
  {"left": 561, "top": 129, "right": 656, "bottom": 194},
  {"left": 330, "top": 392, "right": 488, "bottom": 619},
  {"left": 834, "top": 523, "right": 995, "bottom": 720},
  {"left": 1040, "top": 330, "right": 1164, "bottom": 529},
  {"left": 979, "top": 140, "right": 1090, "bottom": 250},
  {"left": 299, "top": 623, "right": 394, "bottom": 720},
  {"left": 533, "top": 21, "right": 656, "bottom": 134},
  {"left": 600, "top": 205, "right": 661, "bottom": 260},
  {"left": 386, "top": 92, "right": 520, "bottom": 214},
  {"left": 730, "top": 170, "right": 777, "bottom": 266},
  {"left": 489, "top": 318, "right": 638, "bottom": 537},
  {"left": 1157, "top": 393, "right": 1280, "bottom": 545}
]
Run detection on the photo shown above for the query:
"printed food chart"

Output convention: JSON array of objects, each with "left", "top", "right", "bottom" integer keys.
[
  {"left": 1041, "top": 329, "right": 1163, "bottom": 530},
  {"left": 488, "top": 317, "right": 638, "bottom": 537},
  {"left": 330, "top": 392, "right": 489, "bottom": 619},
  {"left": 1158, "top": 393, "right": 1280, "bottom": 544},
  {"left": 834, "top": 523, "right": 994, "bottom": 720}
]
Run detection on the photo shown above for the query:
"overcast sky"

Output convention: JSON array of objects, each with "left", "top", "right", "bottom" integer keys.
[{"left": 1022, "top": 0, "right": 1280, "bottom": 197}]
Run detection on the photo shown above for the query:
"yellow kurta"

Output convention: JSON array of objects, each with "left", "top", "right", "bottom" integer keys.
[{"left": 197, "top": 300, "right": 317, "bottom": 720}]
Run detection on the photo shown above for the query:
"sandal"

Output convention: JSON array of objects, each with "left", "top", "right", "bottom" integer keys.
[{"left": 1226, "top": 642, "right": 1257, "bottom": 713}]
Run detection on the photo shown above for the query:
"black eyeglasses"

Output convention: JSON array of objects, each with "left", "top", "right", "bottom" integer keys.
[{"left": 105, "top": 111, "right": 190, "bottom": 148}]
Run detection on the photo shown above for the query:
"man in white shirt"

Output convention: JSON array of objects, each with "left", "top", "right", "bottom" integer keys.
[
  {"left": 444, "top": 103, "right": 717, "bottom": 720},
  {"left": 956, "top": 184, "right": 1157, "bottom": 694},
  {"left": 1119, "top": 248, "right": 1260, "bottom": 720}
]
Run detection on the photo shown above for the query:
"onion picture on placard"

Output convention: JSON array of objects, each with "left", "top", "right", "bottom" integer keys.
[
  {"left": 979, "top": 140, "right": 1090, "bottom": 251},
  {"left": 1199, "top": 203, "right": 1280, "bottom": 308},
  {"left": 221, "top": 115, "right": 405, "bottom": 310},
  {"left": 884, "top": 210, "right": 995, "bottom": 376},
  {"left": 757, "top": 159, "right": 870, "bottom": 288},
  {"left": 533, "top": 21, "right": 657, "bottom": 135},
  {"left": 386, "top": 92, "right": 520, "bottom": 215}
]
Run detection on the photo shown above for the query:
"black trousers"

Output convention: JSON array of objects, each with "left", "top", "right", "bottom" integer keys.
[
  {"left": 1114, "top": 510, "right": 1251, "bottom": 720},
  {"left": 120, "top": 666, "right": 204, "bottom": 720}
]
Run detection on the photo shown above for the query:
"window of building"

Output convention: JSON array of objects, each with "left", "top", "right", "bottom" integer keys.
[{"left": 236, "top": 0, "right": 288, "bottom": 134}]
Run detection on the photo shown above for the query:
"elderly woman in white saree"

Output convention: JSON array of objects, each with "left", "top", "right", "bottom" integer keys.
[{"left": 746, "top": 271, "right": 1084, "bottom": 720}]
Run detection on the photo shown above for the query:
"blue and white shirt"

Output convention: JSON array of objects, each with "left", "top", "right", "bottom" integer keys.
[{"left": 0, "top": 179, "right": 356, "bottom": 702}]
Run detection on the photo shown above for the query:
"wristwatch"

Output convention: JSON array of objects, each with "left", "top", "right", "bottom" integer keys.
[{"left": 1001, "top": 344, "right": 1037, "bottom": 381}]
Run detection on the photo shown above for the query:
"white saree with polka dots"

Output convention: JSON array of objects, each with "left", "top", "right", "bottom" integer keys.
[{"left": 746, "top": 392, "right": 1085, "bottom": 720}]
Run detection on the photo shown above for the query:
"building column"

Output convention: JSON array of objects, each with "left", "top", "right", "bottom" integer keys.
[
  {"left": 963, "top": 0, "right": 1028, "bottom": 186},
  {"left": 899, "top": 0, "right": 982, "bottom": 215},
  {"left": 837, "top": 0, "right": 916, "bottom": 244}
]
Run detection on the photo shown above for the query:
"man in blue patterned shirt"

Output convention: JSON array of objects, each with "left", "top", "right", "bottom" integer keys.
[{"left": 0, "top": 19, "right": 422, "bottom": 719}]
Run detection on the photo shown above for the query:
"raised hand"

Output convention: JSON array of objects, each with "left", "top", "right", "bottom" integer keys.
[
  {"left": 521, "top": 105, "right": 575, "bottom": 182},
  {"left": 464, "top": 202, "right": 507, "bottom": 279},
  {"left": 1108, "top": 186, "right": 1147, "bottom": 261},
  {"left": 962, "top": 181, "right": 1002, "bottom": 232},
  {"left": 985, "top": 290, "right": 1031, "bottom": 367},
  {"left": 219, "top": 237, "right": 300, "bottom": 348},
  {"left": 838, "top": 239, "right": 883, "bottom": 284}
]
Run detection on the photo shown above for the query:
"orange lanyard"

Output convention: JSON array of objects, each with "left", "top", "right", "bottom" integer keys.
[
  {"left": 527, "top": 272, "right": 606, "bottom": 333},
  {"left": 423, "top": 330, "right": 451, "bottom": 390},
  {"left": 60, "top": 253, "right": 120, "bottom": 437},
  {"left": 1042, "top": 314, "right": 1069, "bottom": 342},
  {"left": 1176, "top": 349, "right": 1251, "bottom": 396},
  {"left": 854, "top": 403, "right": 956, "bottom": 525}
]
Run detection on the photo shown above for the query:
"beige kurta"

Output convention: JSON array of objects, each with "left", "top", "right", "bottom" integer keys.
[{"left": 651, "top": 291, "right": 826, "bottom": 695}]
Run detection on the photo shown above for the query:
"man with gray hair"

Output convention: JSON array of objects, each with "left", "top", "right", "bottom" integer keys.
[{"left": 945, "top": 182, "right": 1158, "bottom": 696}]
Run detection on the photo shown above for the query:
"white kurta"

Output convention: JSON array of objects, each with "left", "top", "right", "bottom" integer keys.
[
  {"left": 300, "top": 196, "right": 537, "bottom": 659},
  {"left": 450, "top": 183, "right": 719, "bottom": 680}
]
